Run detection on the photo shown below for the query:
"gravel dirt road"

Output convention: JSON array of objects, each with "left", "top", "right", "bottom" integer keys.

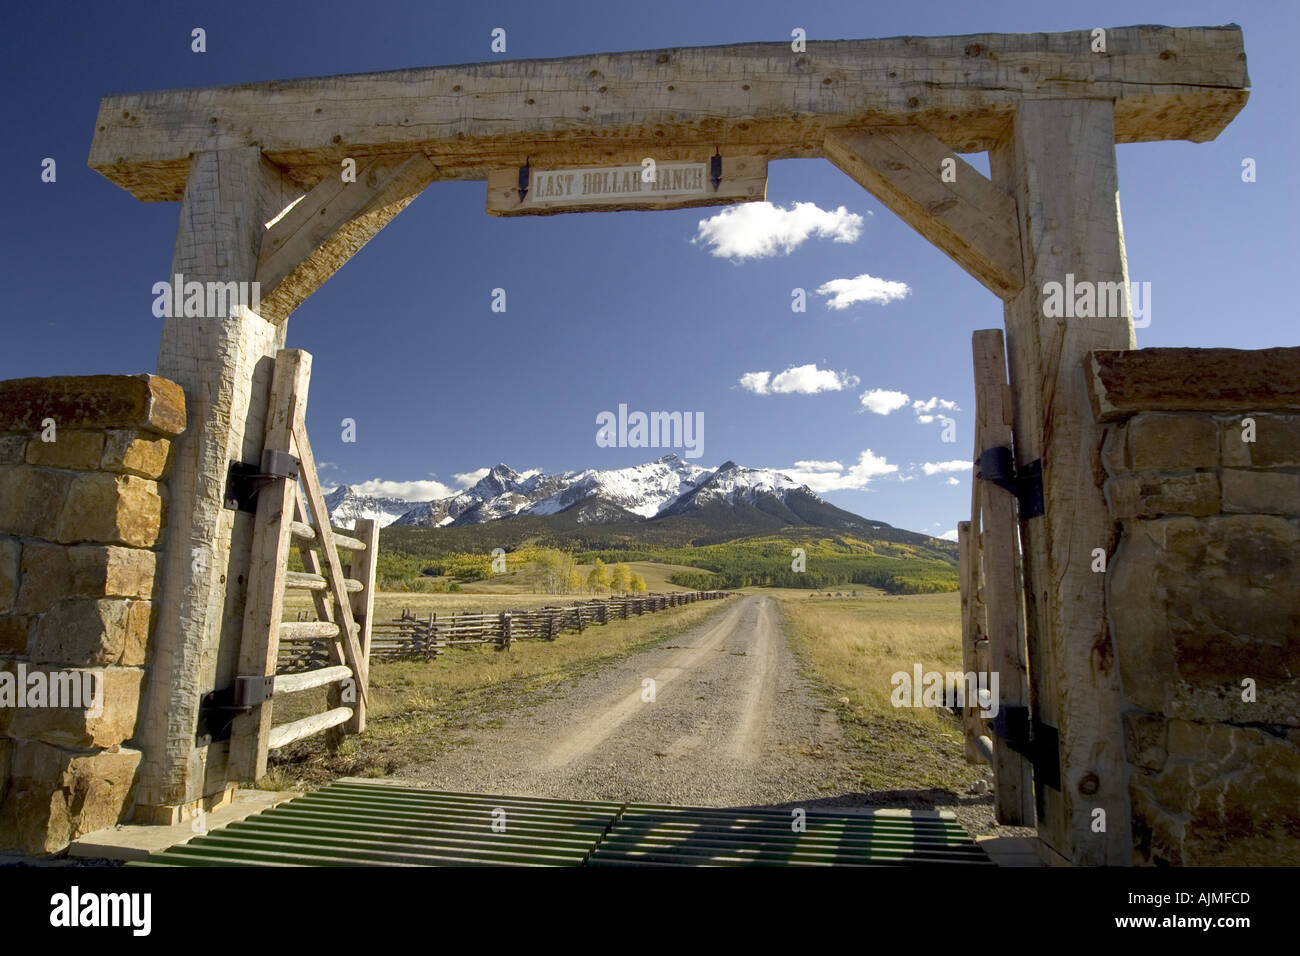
[{"left": 398, "top": 592, "right": 1017, "bottom": 835}]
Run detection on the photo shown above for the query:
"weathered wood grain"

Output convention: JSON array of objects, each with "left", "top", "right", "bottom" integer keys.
[
  {"left": 89, "top": 26, "right": 1249, "bottom": 202},
  {"left": 825, "top": 127, "right": 1022, "bottom": 296},
  {"left": 991, "top": 99, "right": 1133, "bottom": 865}
]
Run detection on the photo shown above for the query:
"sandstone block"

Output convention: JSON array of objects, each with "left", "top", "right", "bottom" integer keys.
[
  {"left": 0, "top": 466, "right": 71, "bottom": 538},
  {"left": 24, "top": 431, "right": 105, "bottom": 470},
  {"left": 0, "top": 435, "right": 26, "bottom": 465},
  {"left": 0, "top": 373, "right": 185, "bottom": 436},
  {"left": 0, "top": 537, "right": 17, "bottom": 613},
  {"left": 1222, "top": 413, "right": 1300, "bottom": 468},
  {"left": 1110, "top": 515, "right": 1300, "bottom": 724},
  {"left": 1088, "top": 346, "right": 1300, "bottom": 423},
  {"left": 100, "top": 430, "right": 172, "bottom": 479},
  {"left": 0, "top": 741, "right": 141, "bottom": 855},
  {"left": 28, "top": 598, "right": 128, "bottom": 666},
  {"left": 55, "top": 473, "right": 162, "bottom": 547},
  {"left": 1123, "top": 712, "right": 1168, "bottom": 772},
  {"left": 7, "top": 666, "right": 143, "bottom": 749},
  {"left": 1130, "top": 721, "right": 1300, "bottom": 865},
  {"left": 121, "top": 601, "right": 153, "bottom": 667},
  {"left": 1126, "top": 413, "right": 1219, "bottom": 472},
  {"left": 0, "top": 614, "right": 31, "bottom": 655},
  {"left": 1221, "top": 468, "right": 1300, "bottom": 515},
  {"left": 1106, "top": 472, "right": 1220, "bottom": 519},
  {"left": 16, "top": 544, "right": 155, "bottom": 614},
  {"left": 1101, "top": 423, "right": 1128, "bottom": 475}
]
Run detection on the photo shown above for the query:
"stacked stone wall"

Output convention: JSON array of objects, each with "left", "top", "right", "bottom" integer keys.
[
  {"left": 1089, "top": 347, "right": 1300, "bottom": 865},
  {"left": 0, "top": 374, "right": 184, "bottom": 854}
]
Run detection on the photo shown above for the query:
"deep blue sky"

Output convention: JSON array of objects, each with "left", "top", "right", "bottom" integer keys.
[{"left": 2, "top": 0, "right": 1295, "bottom": 538}]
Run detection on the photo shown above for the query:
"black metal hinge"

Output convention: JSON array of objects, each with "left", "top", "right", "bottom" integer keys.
[
  {"left": 991, "top": 705, "right": 1060, "bottom": 791},
  {"left": 195, "top": 676, "right": 276, "bottom": 746},
  {"left": 978, "top": 445, "right": 1044, "bottom": 518},
  {"left": 223, "top": 448, "right": 301, "bottom": 513}
]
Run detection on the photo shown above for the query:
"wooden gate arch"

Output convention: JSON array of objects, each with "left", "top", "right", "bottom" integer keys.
[{"left": 86, "top": 24, "right": 1250, "bottom": 864}]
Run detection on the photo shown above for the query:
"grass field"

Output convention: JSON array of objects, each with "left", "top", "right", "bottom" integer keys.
[{"left": 763, "top": 586, "right": 982, "bottom": 793}]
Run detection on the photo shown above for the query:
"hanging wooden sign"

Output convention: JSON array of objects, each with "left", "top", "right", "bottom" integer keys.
[{"left": 486, "top": 156, "right": 767, "bottom": 216}]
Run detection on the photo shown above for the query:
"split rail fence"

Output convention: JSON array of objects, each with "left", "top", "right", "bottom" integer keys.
[{"left": 279, "top": 591, "right": 732, "bottom": 667}]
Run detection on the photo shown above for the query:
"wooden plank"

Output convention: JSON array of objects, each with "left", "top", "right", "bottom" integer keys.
[
  {"left": 486, "top": 156, "right": 766, "bottom": 216},
  {"left": 342, "top": 518, "right": 379, "bottom": 735},
  {"left": 957, "top": 521, "right": 983, "bottom": 765},
  {"left": 255, "top": 153, "right": 437, "bottom": 323},
  {"left": 989, "top": 98, "right": 1133, "bottom": 865},
  {"left": 90, "top": 27, "right": 1248, "bottom": 202},
  {"left": 972, "top": 329, "right": 1034, "bottom": 825},
  {"left": 275, "top": 665, "right": 352, "bottom": 695},
  {"left": 228, "top": 349, "right": 312, "bottom": 784},
  {"left": 293, "top": 420, "right": 368, "bottom": 703},
  {"left": 267, "top": 708, "right": 353, "bottom": 751},
  {"left": 824, "top": 127, "right": 1022, "bottom": 297}
]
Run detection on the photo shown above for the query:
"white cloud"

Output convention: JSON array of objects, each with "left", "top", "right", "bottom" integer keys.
[
  {"left": 859, "top": 388, "right": 910, "bottom": 415},
  {"left": 816, "top": 273, "right": 911, "bottom": 309},
  {"left": 782, "top": 449, "right": 898, "bottom": 492},
  {"left": 921, "top": 460, "right": 969, "bottom": 476},
  {"left": 741, "top": 364, "right": 859, "bottom": 395},
  {"left": 946, "top": 477, "right": 960, "bottom": 486},
  {"left": 347, "top": 478, "right": 456, "bottom": 501},
  {"left": 694, "top": 202, "right": 865, "bottom": 259},
  {"left": 452, "top": 468, "right": 490, "bottom": 488},
  {"left": 912, "top": 396, "right": 960, "bottom": 414},
  {"left": 939, "top": 528, "right": 959, "bottom": 541}
]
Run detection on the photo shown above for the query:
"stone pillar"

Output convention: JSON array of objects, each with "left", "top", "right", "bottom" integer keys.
[
  {"left": 134, "top": 147, "right": 296, "bottom": 816},
  {"left": 0, "top": 373, "right": 185, "bottom": 853},
  {"left": 1090, "top": 346, "right": 1300, "bottom": 864}
]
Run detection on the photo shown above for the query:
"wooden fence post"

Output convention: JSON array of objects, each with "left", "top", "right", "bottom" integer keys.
[{"left": 973, "top": 329, "right": 1035, "bottom": 825}]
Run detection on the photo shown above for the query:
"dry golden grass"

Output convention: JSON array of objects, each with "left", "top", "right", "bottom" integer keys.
[{"left": 761, "top": 586, "right": 980, "bottom": 792}]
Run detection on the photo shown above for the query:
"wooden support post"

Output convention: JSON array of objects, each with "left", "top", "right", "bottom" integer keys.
[
  {"left": 342, "top": 518, "right": 379, "bottom": 735},
  {"left": 972, "top": 329, "right": 1035, "bottom": 825},
  {"left": 227, "top": 349, "right": 312, "bottom": 783},
  {"left": 136, "top": 147, "right": 297, "bottom": 812},
  {"left": 957, "top": 521, "right": 982, "bottom": 765},
  {"left": 990, "top": 99, "right": 1134, "bottom": 865}
]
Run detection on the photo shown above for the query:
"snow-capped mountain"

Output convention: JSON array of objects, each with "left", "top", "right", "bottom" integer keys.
[
  {"left": 381, "top": 455, "right": 807, "bottom": 529},
  {"left": 323, "top": 486, "right": 418, "bottom": 529},
  {"left": 331, "top": 455, "right": 866, "bottom": 533}
]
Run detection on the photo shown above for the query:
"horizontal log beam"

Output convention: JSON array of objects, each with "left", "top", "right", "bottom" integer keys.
[
  {"left": 289, "top": 521, "right": 368, "bottom": 552},
  {"left": 825, "top": 127, "right": 1023, "bottom": 297},
  {"left": 90, "top": 25, "right": 1248, "bottom": 202},
  {"left": 267, "top": 707, "right": 353, "bottom": 750},
  {"left": 274, "top": 665, "right": 353, "bottom": 695},
  {"left": 284, "top": 571, "right": 363, "bottom": 593}
]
